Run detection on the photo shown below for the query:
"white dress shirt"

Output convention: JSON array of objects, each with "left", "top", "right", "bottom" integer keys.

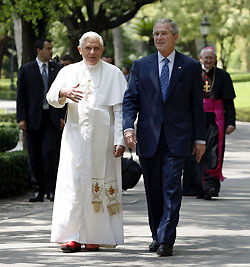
[
  {"left": 36, "top": 58, "right": 48, "bottom": 76},
  {"left": 158, "top": 50, "right": 175, "bottom": 79}
]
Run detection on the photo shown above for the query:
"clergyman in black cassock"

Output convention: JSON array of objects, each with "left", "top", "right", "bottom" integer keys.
[{"left": 182, "top": 47, "right": 236, "bottom": 200}]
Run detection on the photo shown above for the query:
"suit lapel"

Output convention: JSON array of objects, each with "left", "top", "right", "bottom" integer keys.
[
  {"left": 48, "top": 62, "right": 54, "bottom": 86},
  {"left": 165, "top": 51, "right": 184, "bottom": 102},
  {"left": 31, "top": 60, "right": 44, "bottom": 84},
  {"left": 148, "top": 53, "right": 162, "bottom": 98}
]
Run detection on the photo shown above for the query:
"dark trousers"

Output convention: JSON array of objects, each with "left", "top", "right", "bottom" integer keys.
[
  {"left": 182, "top": 154, "right": 203, "bottom": 196},
  {"left": 25, "top": 110, "right": 61, "bottom": 194},
  {"left": 183, "top": 113, "right": 222, "bottom": 196},
  {"left": 139, "top": 130, "right": 185, "bottom": 246},
  {"left": 201, "top": 112, "right": 222, "bottom": 194}
]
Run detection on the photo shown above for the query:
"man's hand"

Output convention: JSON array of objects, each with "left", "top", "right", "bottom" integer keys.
[
  {"left": 124, "top": 129, "right": 137, "bottom": 150},
  {"left": 59, "top": 84, "right": 83, "bottom": 103},
  {"left": 192, "top": 143, "right": 206, "bottom": 163},
  {"left": 225, "top": 125, "right": 235, "bottom": 135},
  {"left": 59, "top": 118, "right": 65, "bottom": 131},
  {"left": 18, "top": 120, "right": 27, "bottom": 131},
  {"left": 113, "top": 145, "right": 125, "bottom": 157}
]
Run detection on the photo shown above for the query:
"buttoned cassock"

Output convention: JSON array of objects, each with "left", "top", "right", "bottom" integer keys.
[{"left": 47, "top": 60, "right": 127, "bottom": 245}]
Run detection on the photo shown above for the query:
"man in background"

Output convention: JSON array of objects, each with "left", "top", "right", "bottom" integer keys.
[
  {"left": 122, "top": 66, "right": 130, "bottom": 81},
  {"left": 60, "top": 54, "right": 75, "bottom": 66},
  {"left": 183, "top": 47, "right": 236, "bottom": 200},
  {"left": 102, "top": 56, "right": 113, "bottom": 64},
  {"left": 16, "top": 38, "right": 65, "bottom": 202}
]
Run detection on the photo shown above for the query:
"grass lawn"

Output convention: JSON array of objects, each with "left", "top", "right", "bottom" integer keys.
[
  {"left": 0, "top": 78, "right": 17, "bottom": 87},
  {"left": 233, "top": 81, "right": 250, "bottom": 122},
  {"left": 0, "top": 78, "right": 17, "bottom": 100}
]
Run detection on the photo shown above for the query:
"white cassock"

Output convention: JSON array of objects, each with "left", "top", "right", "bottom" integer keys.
[{"left": 46, "top": 60, "right": 127, "bottom": 246}]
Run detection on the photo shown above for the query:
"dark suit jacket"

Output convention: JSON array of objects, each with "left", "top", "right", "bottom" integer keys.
[
  {"left": 17, "top": 60, "right": 64, "bottom": 130},
  {"left": 123, "top": 51, "right": 206, "bottom": 158}
]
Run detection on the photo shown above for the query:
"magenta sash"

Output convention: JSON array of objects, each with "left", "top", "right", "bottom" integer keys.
[{"left": 203, "top": 98, "right": 225, "bottom": 181}]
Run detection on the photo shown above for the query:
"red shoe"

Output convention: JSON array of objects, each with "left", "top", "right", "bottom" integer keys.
[
  {"left": 61, "top": 241, "right": 81, "bottom": 253},
  {"left": 85, "top": 244, "right": 100, "bottom": 251}
]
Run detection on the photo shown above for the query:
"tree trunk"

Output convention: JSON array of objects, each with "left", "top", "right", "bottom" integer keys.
[
  {"left": 180, "top": 40, "right": 198, "bottom": 60},
  {"left": 21, "top": 16, "right": 49, "bottom": 65},
  {"left": 69, "top": 37, "right": 82, "bottom": 63},
  {"left": 240, "top": 38, "right": 249, "bottom": 72},
  {"left": 14, "top": 17, "right": 22, "bottom": 68},
  {"left": 187, "top": 40, "right": 198, "bottom": 60},
  {"left": 21, "top": 19, "right": 37, "bottom": 64},
  {"left": 0, "top": 35, "right": 10, "bottom": 78},
  {"left": 112, "top": 27, "right": 123, "bottom": 67}
]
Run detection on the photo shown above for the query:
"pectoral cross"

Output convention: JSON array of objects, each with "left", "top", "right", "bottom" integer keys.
[
  {"left": 79, "top": 80, "right": 92, "bottom": 101},
  {"left": 82, "top": 86, "right": 92, "bottom": 101},
  {"left": 203, "top": 80, "right": 211, "bottom": 93}
]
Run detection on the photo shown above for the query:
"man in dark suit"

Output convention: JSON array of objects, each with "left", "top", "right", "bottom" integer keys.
[
  {"left": 123, "top": 19, "right": 206, "bottom": 256},
  {"left": 17, "top": 38, "right": 65, "bottom": 202}
]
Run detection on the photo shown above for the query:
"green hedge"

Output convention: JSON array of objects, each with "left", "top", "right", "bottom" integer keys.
[
  {"left": 0, "top": 124, "right": 19, "bottom": 152},
  {"left": 0, "top": 113, "right": 16, "bottom": 123},
  {"left": 0, "top": 151, "right": 30, "bottom": 198},
  {"left": 231, "top": 72, "right": 250, "bottom": 83}
]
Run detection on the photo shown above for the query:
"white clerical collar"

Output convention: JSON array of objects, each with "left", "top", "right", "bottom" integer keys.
[
  {"left": 202, "top": 64, "right": 214, "bottom": 73},
  {"left": 83, "top": 59, "right": 101, "bottom": 70},
  {"left": 158, "top": 50, "right": 175, "bottom": 64}
]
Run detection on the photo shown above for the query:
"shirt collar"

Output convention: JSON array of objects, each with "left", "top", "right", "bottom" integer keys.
[
  {"left": 158, "top": 50, "right": 176, "bottom": 64},
  {"left": 36, "top": 58, "right": 48, "bottom": 68}
]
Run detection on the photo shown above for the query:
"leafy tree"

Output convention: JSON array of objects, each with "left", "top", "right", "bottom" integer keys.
[
  {"left": 52, "top": 0, "right": 157, "bottom": 60},
  {"left": 131, "top": 16, "right": 156, "bottom": 55},
  {"left": 0, "top": 0, "right": 50, "bottom": 64},
  {"left": 0, "top": 0, "right": 13, "bottom": 77},
  {"left": 1, "top": 0, "right": 156, "bottom": 65},
  {"left": 126, "top": 0, "right": 250, "bottom": 70},
  {"left": 0, "top": 32, "right": 10, "bottom": 78},
  {"left": 160, "top": 0, "right": 250, "bottom": 70},
  {"left": 204, "top": 0, "right": 250, "bottom": 69}
]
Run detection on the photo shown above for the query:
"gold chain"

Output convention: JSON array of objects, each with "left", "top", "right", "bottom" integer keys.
[{"left": 77, "top": 60, "right": 103, "bottom": 89}]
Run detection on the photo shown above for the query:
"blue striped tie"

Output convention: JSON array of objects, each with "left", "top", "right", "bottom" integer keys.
[
  {"left": 160, "top": 58, "right": 170, "bottom": 102},
  {"left": 42, "top": 63, "right": 49, "bottom": 108}
]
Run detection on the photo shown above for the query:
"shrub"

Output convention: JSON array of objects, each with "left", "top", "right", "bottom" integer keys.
[
  {"left": 0, "top": 113, "right": 16, "bottom": 123},
  {"left": 231, "top": 72, "right": 250, "bottom": 83},
  {"left": 0, "top": 151, "right": 30, "bottom": 198},
  {"left": 0, "top": 124, "right": 19, "bottom": 152}
]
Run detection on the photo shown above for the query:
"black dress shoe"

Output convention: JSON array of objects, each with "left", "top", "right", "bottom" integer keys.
[
  {"left": 204, "top": 188, "right": 217, "bottom": 200},
  {"left": 149, "top": 240, "right": 159, "bottom": 252},
  {"left": 29, "top": 192, "right": 44, "bottom": 202},
  {"left": 157, "top": 243, "right": 173, "bottom": 257},
  {"left": 196, "top": 193, "right": 204, "bottom": 199},
  {"left": 47, "top": 193, "right": 55, "bottom": 202}
]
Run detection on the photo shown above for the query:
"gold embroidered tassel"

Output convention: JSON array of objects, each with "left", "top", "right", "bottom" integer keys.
[
  {"left": 92, "top": 201, "right": 104, "bottom": 213},
  {"left": 107, "top": 202, "right": 121, "bottom": 216}
]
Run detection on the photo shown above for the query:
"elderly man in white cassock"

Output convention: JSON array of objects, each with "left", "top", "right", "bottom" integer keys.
[{"left": 46, "top": 31, "right": 127, "bottom": 253}]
